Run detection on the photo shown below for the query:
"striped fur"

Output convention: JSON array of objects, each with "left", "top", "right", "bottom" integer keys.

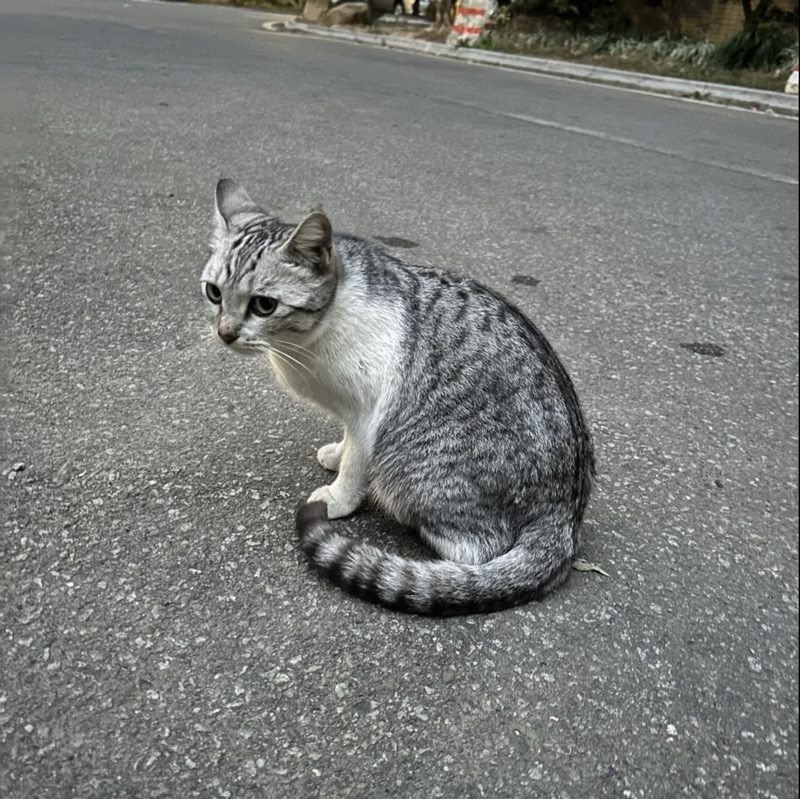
[
  {"left": 296, "top": 503, "right": 573, "bottom": 615},
  {"left": 202, "top": 180, "right": 595, "bottom": 616}
]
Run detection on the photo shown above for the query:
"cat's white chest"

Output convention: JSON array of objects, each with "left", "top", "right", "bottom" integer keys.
[{"left": 269, "top": 285, "right": 404, "bottom": 428}]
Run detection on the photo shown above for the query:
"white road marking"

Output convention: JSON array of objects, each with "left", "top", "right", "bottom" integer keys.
[{"left": 442, "top": 97, "right": 799, "bottom": 186}]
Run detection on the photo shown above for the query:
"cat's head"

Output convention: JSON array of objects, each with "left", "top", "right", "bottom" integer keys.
[{"left": 201, "top": 179, "right": 339, "bottom": 354}]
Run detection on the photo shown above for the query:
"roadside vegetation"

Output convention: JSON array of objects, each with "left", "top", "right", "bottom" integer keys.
[{"left": 470, "top": 23, "right": 798, "bottom": 91}]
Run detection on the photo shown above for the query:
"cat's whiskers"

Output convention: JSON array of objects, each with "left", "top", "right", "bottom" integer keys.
[
  {"left": 270, "top": 338, "right": 318, "bottom": 360},
  {"left": 197, "top": 323, "right": 217, "bottom": 350},
  {"left": 268, "top": 349, "right": 305, "bottom": 382},
  {"left": 249, "top": 341, "right": 315, "bottom": 382},
  {"left": 269, "top": 345, "right": 315, "bottom": 377},
  {"left": 268, "top": 348, "right": 314, "bottom": 383}
]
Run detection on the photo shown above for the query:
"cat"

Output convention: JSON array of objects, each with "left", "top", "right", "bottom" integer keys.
[{"left": 201, "top": 179, "right": 595, "bottom": 616}]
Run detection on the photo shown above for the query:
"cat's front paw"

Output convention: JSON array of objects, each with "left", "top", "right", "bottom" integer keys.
[
  {"left": 308, "top": 484, "right": 362, "bottom": 519},
  {"left": 317, "top": 441, "right": 343, "bottom": 472}
]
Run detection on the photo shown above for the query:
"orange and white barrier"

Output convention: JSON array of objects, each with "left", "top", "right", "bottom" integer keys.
[
  {"left": 785, "top": 64, "right": 799, "bottom": 95},
  {"left": 447, "top": 0, "right": 497, "bottom": 45}
]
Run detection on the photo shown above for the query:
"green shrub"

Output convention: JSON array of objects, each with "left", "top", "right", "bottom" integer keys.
[
  {"left": 779, "top": 40, "right": 800, "bottom": 70},
  {"left": 562, "top": 34, "right": 718, "bottom": 67},
  {"left": 716, "top": 24, "right": 798, "bottom": 70},
  {"left": 509, "top": 0, "right": 629, "bottom": 34},
  {"left": 668, "top": 39, "right": 719, "bottom": 68},
  {"left": 588, "top": 2, "right": 630, "bottom": 34}
]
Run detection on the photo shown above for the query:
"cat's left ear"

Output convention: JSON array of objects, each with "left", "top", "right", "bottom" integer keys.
[
  {"left": 283, "top": 211, "right": 333, "bottom": 272},
  {"left": 214, "top": 178, "right": 262, "bottom": 233}
]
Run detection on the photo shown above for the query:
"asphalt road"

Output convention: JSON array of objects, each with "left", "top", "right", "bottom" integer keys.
[{"left": 1, "top": 1, "right": 798, "bottom": 796}]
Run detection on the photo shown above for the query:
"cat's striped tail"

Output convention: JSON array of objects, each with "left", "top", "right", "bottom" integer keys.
[{"left": 295, "top": 502, "right": 574, "bottom": 616}]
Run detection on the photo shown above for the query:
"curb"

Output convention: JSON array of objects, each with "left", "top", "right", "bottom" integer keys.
[{"left": 269, "top": 20, "right": 799, "bottom": 117}]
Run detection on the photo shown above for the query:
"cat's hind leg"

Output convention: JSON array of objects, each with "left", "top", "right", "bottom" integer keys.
[{"left": 418, "top": 522, "right": 513, "bottom": 565}]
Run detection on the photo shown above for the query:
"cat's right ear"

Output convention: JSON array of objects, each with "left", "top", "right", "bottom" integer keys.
[
  {"left": 283, "top": 211, "right": 334, "bottom": 273},
  {"left": 214, "top": 179, "right": 261, "bottom": 234}
]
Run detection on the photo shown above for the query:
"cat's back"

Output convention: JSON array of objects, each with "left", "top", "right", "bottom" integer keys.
[
  {"left": 336, "top": 234, "right": 547, "bottom": 354},
  {"left": 334, "top": 233, "right": 586, "bottom": 440}
]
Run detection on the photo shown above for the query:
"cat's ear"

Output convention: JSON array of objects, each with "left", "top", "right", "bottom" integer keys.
[
  {"left": 214, "top": 179, "right": 261, "bottom": 231},
  {"left": 283, "top": 211, "right": 333, "bottom": 271}
]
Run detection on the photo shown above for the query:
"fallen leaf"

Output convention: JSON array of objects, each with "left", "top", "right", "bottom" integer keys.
[{"left": 572, "top": 559, "right": 610, "bottom": 577}]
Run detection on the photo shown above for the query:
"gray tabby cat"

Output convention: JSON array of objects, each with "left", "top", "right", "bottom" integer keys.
[{"left": 201, "top": 179, "right": 595, "bottom": 616}]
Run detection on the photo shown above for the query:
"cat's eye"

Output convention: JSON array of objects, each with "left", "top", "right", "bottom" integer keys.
[
  {"left": 249, "top": 296, "right": 278, "bottom": 317},
  {"left": 205, "top": 282, "right": 222, "bottom": 305}
]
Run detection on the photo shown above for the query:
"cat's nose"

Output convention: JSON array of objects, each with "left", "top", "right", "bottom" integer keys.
[{"left": 218, "top": 329, "right": 238, "bottom": 345}]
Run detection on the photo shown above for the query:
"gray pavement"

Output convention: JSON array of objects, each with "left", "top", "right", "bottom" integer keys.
[
  {"left": 1, "top": 0, "right": 798, "bottom": 797},
  {"left": 281, "top": 19, "right": 800, "bottom": 117}
]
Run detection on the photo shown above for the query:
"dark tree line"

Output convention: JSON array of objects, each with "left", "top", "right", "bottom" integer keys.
[{"left": 482, "top": 0, "right": 798, "bottom": 32}]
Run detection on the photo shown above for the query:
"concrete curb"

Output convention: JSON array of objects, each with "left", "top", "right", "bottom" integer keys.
[{"left": 268, "top": 20, "right": 799, "bottom": 117}]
